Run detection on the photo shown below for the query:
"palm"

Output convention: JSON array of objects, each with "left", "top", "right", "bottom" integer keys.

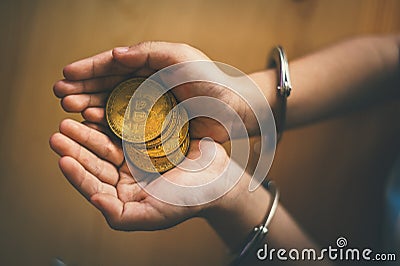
[
  {"left": 104, "top": 160, "right": 200, "bottom": 231},
  {"left": 97, "top": 160, "right": 199, "bottom": 231},
  {"left": 50, "top": 118, "right": 228, "bottom": 231}
]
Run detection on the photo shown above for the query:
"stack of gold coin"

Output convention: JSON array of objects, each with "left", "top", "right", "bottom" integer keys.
[{"left": 106, "top": 77, "right": 190, "bottom": 173}]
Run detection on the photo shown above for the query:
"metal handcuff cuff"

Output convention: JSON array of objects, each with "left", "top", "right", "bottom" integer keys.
[{"left": 231, "top": 46, "right": 292, "bottom": 265}]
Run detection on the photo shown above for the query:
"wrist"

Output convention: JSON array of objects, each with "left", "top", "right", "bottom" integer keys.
[
  {"left": 200, "top": 172, "right": 271, "bottom": 252},
  {"left": 245, "top": 70, "right": 279, "bottom": 136}
]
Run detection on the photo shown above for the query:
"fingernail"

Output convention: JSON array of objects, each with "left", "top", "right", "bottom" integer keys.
[{"left": 114, "top": 47, "right": 129, "bottom": 53}]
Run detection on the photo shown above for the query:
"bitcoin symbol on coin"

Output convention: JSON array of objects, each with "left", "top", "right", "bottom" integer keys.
[{"left": 106, "top": 77, "right": 190, "bottom": 173}]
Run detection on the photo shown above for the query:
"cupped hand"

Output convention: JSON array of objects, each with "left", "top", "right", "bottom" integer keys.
[
  {"left": 49, "top": 118, "right": 231, "bottom": 230},
  {"left": 50, "top": 42, "right": 258, "bottom": 231},
  {"left": 53, "top": 41, "right": 253, "bottom": 143}
]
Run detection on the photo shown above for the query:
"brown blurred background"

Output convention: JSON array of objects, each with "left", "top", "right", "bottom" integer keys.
[{"left": 0, "top": 0, "right": 399, "bottom": 265}]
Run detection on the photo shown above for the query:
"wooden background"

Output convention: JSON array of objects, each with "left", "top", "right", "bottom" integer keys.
[{"left": 0, "top": 0, "right": 399, "bottom": 265}]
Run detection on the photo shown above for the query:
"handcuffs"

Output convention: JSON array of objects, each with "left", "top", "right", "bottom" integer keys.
[{"left": 231, "top": 46, "right": 292, "bottom": 265}]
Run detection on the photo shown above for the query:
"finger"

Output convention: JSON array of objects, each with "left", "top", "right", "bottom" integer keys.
[
  {"left": 82, "top": 107, "right": 107, "bottom": 126},
  {"left": 132, "top": 68, "right": 157, "bottom": 78},
  {"left": 58, "top": 156, "right": 117, "bottom": 200},
  {"left": 62, "top": 42, "right": 206, "bottom": 81},
  {"left": 53, "top": 75, "right": 128, "bottom": 98},
  {"left": 90, "top": 193, "right": 123, "bottom": 228},
  {"left": 59, "top": 118, "right": 123, "bottom": 166},
  {"left": 61, "top": 92, "right": 108, "bottom": 112},
  {"left": 112, "top": 41, "right": 208, "bottom": 71},
  {"left": 63, "top": 49, "right": 136, "bottom": 81},
  {"left": 51, "top": 132, "right": 119, "bottom": 186},
  {"left": 82, "top": 120, "right": 120, "bottom": 144},
  {"left": 81, "top": 120, "right": 109, "bottom": 133}
]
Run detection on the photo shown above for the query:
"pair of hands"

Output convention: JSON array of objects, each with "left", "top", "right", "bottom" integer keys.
[{"left": 50, "top": 42, "right": 257, "bottom": 231}]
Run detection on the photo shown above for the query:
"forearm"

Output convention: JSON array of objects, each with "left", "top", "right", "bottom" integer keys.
[
  {"left": 250, "top": 35, "right": 400, "bottom": 129},
  {"left": 203, "top": 172, "right": 320, "bottom": 264}
]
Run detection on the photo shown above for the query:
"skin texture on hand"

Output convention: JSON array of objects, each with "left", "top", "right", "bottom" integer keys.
[
  {"left": 49, "top": 118, "right": 236, "bottom": 231},
  {"left": 53, "top": 42, "right": 264, "bottom": 143}
]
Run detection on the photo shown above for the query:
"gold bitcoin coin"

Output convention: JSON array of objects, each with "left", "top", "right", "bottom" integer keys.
[
  {"left": 125, "top": 134, "right": 190, "bottom": 173},
  {"left": 139, "top": 122, "right": 188, "bottom": 158},
  {"left": 140, "top": 96, "right": 179, "bottom": 148},
  {"left": 133, "top": 106, "right": 189, "bottom": 157},
  {"left": 159, "top": 91, "right": 177, "bottom": 136},
  {"left": 106, "top": 78, "right": 174, "bottom": 142}
]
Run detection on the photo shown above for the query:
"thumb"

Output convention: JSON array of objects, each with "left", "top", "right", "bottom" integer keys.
[
  {"left": 91, "top": 193, "right": 124, "bottom": 229},
  {"left": 112, "top": 41, "right": 207, "bottom": 71}
]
